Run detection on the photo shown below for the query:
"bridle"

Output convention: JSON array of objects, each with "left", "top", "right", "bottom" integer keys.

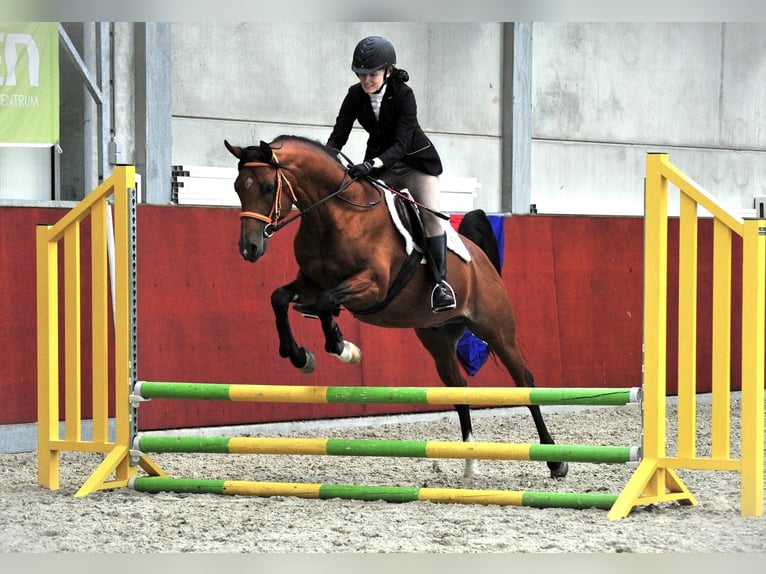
[
  {"left": 238, "top": 151, "right": 381, "bottom": 237},
  {"left": 238, "top": 153, "right": 300, "bottom": 237}
]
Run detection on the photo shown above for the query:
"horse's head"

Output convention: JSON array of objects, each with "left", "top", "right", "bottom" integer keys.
[{"left": 224, "top": 139, "right": 294, "bottom": 263}]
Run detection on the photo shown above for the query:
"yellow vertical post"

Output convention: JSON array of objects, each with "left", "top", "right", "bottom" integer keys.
[
  {"left": 740, "top": 219, "right": 765, "bottom": 517},
  {"left": 72, "top": 166, "right": 164, "bottom": 497},
  {"left": 91, "top": 198, "right": 110, "bottom": 443},
  {"left": 36, "top": 226, "right": 60, "bottom": 489},
  {"left": 609, "top": 154, "right": 670, "bottom": 519},
  {"left": 643, "top": 153, "right": 669, "bottom": 466},
  {"left": 677, "top": 193, "right": 698, "bottom": 458},
  {"left": 73, "top": 166, "right": 134, "bottom": 496},
  {"left": 711, "top": 219, "right": 732, "bottom": 459},
  {"left": 112, "top": 166, "right": 133, "bottom": 484},
  {"left": 63, "top": 224, "right": 82, "bottom": 442}
]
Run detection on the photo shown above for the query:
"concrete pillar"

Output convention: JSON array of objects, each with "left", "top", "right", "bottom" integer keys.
[
  {"left": 501, "top": 22, "right": 533, "bottom": 215},
  {"left": 134, "top": 23, "right": 172, "bottom": 204}
]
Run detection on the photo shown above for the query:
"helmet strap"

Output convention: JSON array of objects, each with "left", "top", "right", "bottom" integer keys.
[{"left": 372, "top": 68, "right": 390, "bottom": 94}]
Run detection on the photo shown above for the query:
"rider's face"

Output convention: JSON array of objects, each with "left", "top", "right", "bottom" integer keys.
[{"left": 357, "top": 69, "right": 386, "bottom": 94}]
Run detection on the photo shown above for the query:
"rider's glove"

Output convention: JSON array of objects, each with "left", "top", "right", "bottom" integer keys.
[{"left": 348, "top": 161, "right": 374, "bottom": 178}]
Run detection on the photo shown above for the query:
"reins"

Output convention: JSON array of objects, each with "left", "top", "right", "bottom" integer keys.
[
  {"left": 334, "top": 150, "right": 450, "bottom": 221},
  {"left": 238, "top": 151, "right": 380, "bottom": 236}
]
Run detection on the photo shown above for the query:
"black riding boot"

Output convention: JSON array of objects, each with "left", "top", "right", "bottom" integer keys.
[{"left": 426, "top": 234, "right": 457, "bottom": 312}]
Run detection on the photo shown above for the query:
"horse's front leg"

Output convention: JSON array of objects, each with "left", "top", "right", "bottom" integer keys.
[
  {"left": 315, "top": 289, "right": 361, "bottom": 365},
  {"left": 271, "top": 284, "right": 316, "bottom": 373}
]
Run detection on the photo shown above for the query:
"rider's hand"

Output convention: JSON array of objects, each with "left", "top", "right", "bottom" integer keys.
[{"left": 348, "top": 161, "right": 374, "bottom": 178}]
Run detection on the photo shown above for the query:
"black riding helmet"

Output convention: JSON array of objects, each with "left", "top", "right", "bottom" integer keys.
[{"left": 351, "top": 36, "right": 396, "bottom": 74}]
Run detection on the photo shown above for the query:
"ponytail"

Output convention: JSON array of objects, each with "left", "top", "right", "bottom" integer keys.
[{"left": 389, "top": 67, "right": 409, "bottom": 84}]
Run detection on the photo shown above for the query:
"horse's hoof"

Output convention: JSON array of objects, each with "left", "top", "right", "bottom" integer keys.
[
  {"left": 335, "top": 341, "right": 362, "bottom": 364},
  {"left": 549, "top": 461, "right": 568, "bottom": 478},
  {"left": 299, "top": 349, "right": 316, "bottom": 373},
  {"left": 463, "top": 460, "right": 481, "bottom": 478}
]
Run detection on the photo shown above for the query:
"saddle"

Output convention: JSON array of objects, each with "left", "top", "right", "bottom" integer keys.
[
  {"left": 381, "top": 183, "right": 471, "bottom": 264},
  {"left": 294, "top": 181, "right": 470, "bottom": 318}
]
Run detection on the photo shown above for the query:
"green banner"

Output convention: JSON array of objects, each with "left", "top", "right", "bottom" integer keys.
[{"left": 0, "top": 22, "right": 59, "bottom": 144}]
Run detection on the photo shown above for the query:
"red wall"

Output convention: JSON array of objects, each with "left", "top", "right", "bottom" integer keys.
[
  {"left": 0, "top": 205, "right": 754, "bottom": 430},
  {"left": 1, "top": 207, "right": 75, "bottom": 427}
]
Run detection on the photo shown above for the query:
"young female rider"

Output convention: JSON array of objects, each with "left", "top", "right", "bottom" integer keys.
[{"left": 326, "top": 35, "right": 457, "bottom": 313}]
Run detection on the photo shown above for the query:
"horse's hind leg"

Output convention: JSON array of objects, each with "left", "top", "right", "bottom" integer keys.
[
  {"left": 469, "top": 318, "right": 568, "bottom": 478},
  {"left": 524, "top": 369, "right": 568, "bottom": 478},
  {"left": 454, "top": 404, "right": 479, "bottom": 477},
  {"left": 414, "top": 326, "right": 480, "bottom": 478}
]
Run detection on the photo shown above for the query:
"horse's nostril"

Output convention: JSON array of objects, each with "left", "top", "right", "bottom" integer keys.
[{"left": 240, "top": 244, "right": 260, "bottom": 262}]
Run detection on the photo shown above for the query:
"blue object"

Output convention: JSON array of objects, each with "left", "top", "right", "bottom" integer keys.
[{"left": 457, "top": 331, "right": 490, "bottom": 376}]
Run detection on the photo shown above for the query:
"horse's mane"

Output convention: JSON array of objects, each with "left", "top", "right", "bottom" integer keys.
[
  {"left": 239, "top": 135, "right": 342, "bottom": 168},
  {"left": 262, "top": 134, "right": 340, "bottom": 168}
]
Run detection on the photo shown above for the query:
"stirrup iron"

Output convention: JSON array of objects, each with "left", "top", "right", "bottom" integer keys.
[{"left": 430, "top": 281, "right": 456, "bottom": 312}]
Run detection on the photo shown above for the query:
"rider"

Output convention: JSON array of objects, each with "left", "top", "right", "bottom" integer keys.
[{"left": 326, "top": 35, "right": 457, "bottom": 313}]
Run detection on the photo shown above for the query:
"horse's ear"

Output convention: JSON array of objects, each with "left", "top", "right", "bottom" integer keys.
[
  {"left": 259, "top": 140, "right": 273, "bottom": 160},
  {"left": 224, "top": 139, "right": 241, "bottom": 159}
]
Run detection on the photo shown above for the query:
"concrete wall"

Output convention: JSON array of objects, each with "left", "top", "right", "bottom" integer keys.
[
  {"left": 170, "top": 22, "right": 504, "bottom": 212},
  {"left": 531, "top": 22, "right": 766, "bottom": 215},
  {"left": 50, "top": 22, "right": 766, "bottom": 215},
  {"left": 168, "top": 21, "right": 766, "bottom": 216}
]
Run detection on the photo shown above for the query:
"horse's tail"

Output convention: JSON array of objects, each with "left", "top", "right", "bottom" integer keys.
[
  {"left": 456, "top": 209, "right": 536, "bottom": 382},
  {"left": 457, "top": 209, "right": 501, "bottom": 275}
]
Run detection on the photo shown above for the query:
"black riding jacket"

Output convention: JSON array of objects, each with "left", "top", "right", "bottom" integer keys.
[{"left": 326, "top": 79, "right": 443, "bottom": 176}]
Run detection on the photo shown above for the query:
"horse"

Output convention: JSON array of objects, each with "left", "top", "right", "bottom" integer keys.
[{"left": 224, "top": 135, "right": 568, "bottom": 479}]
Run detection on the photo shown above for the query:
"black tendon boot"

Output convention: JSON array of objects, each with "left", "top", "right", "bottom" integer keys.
[{"left": 425, "top": 234, "right": 457, "bottom": 312}]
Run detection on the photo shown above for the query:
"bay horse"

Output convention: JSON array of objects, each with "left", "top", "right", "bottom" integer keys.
[{"left": 224, "top": 135, "right": 568, "bottom": 479}]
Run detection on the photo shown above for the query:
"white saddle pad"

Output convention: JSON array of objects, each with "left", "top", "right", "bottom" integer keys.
[{"left": 382, "top": 186, "right": 471, "bottom": 263}]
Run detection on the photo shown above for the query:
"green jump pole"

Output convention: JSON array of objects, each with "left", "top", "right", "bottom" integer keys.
[
  {"left": 134, "top": 381, "right": 641, "bottom": 406},
  {"left": 130, "top": 476, "right": 619, "bottom": 510},
  {"left": 135, "top": 435, "right": 640, "bottom": 464}
]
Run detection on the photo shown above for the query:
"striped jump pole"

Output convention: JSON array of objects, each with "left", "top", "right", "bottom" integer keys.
[
  {"left": 133, "top": 435, "right": 640, "bottom": 465},
  {"left": 129, "top": 476, "right": 619, "bottom": 510},
  {"left": 133, "top": 381, "right": 642, "bottom": 406},
  {"left": 129, "top": 383, "right": 642, "bottom": 512}
]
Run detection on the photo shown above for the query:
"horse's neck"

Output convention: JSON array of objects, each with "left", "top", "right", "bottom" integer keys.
[{"left": 286, "top": 154, "right": 345, "bottom": 206}]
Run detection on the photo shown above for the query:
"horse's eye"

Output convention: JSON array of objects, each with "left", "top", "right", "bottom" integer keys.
[{"left": 262, "top": 182, "right": 276, "bottom": 196}]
